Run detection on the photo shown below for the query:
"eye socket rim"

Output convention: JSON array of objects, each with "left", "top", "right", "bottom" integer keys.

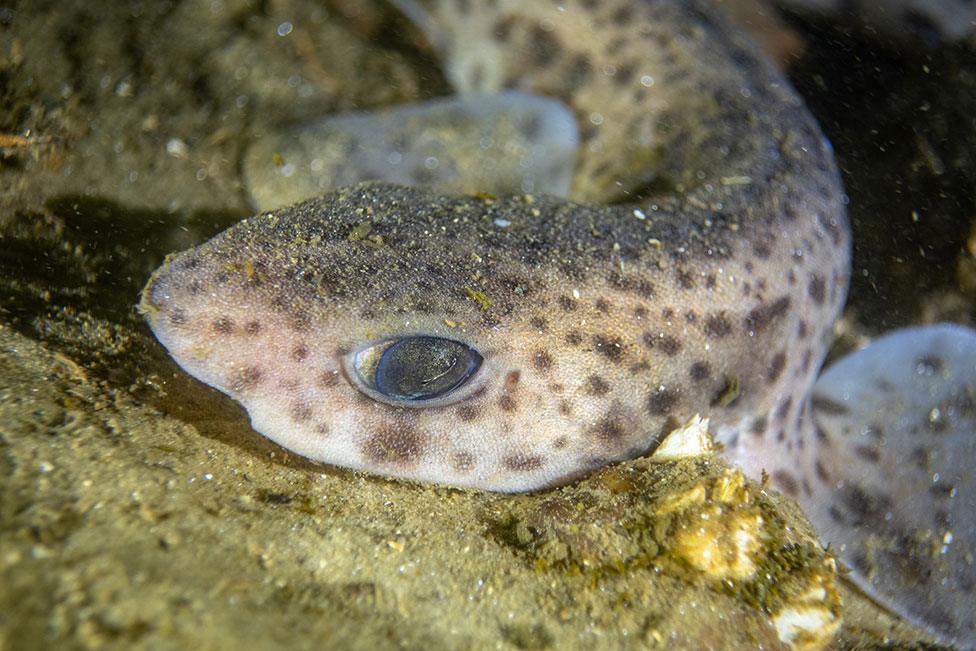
[{"left": 342, "top": 333, "right": 487, "bottom": 409}]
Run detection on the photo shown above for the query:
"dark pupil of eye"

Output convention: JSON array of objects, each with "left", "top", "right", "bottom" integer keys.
[{"left": 375, "top": 337, "right": 482, "bottom": 401}]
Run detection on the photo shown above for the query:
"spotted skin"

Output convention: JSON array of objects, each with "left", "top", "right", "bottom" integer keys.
[
  {"left": 145, "top": 0, "right": 852, "bottom": 627},
  {"left": 137, "top": 0, "right": 976, "bottom": 646},
  {"left": 142, "top": 0, "right": 848, "bottom": 491}
]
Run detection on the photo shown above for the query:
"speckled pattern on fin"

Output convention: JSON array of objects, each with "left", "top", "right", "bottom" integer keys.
[
  {"left": 244, "top": 91, "right": 578, "bottom": 211},
  {"left": 802, "top": 325, "right": 976, "bottom": 648}
]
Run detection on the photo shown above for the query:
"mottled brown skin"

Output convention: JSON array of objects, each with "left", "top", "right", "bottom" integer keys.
[{"left": 141, "top": 0, "right": 849, "bottom": 492}]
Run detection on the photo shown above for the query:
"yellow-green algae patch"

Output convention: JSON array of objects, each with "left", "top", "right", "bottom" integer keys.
[{"left": 490, "top": 458, "right": 842, "bottom": 650}]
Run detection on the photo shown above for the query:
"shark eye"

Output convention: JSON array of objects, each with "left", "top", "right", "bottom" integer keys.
[{"left": 351, "top": 336, "right": 483, "bottom": 405}]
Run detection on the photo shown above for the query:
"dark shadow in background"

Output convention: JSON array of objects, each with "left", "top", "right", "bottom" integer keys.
[{"left": 0, "top": 195, "right": 332, "bottom": 474}]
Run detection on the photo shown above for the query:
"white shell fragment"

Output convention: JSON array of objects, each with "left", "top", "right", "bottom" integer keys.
[{"left": 651, "top": 414, "right": 714, "bottom": 461}]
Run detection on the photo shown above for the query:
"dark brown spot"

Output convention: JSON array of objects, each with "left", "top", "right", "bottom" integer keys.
[
  {"left": 775, "top": 396, "right": 793, "bottom": 421},
  {"left": 532, "top": 350, "right": 554, "bottom": 371},
  {"left": 629, "top": 360, "right": 650, "bottom": 375},
  {"left": 828, "top": 505, "right": 847, "bottom": 525},
  {"left": 498, "top": 395, "right": 517, "bottom": 412},
  {"left": 704, "top": 312, "right": 733, "bottom": 338},
  {"left": 767, "top": 350, "right": 787, "bottom": 384},
  {"left": 585, "top": 374, "right": 610, "bottom": 396},
  {"left": 213, "top": 317, "right": 234, "bottom": 334},
  {"left": 559, "top": 400, "right": 572, "bottom": 416},
  {"left": 457, "top": 405, "right": 480, "bottom": 422},
  {"left": 363, "top": 426, "right": 426, "bottom": 465},
  {"left": 530, "top": 24, "right": 561, "bottom": 67},
  {"left": 750, "top": 416, "right": 767, "bottom": 437},
  {"left": 643, "top": 333, "right": 682, "bottom": 356},
  {"left": 606, "top": 35, "right": 627, "bottom": 55},
  {"left": 647, "top": 386, "right": 679, "bottom": 415},
  {"left": 675, "top": 267, "right": 696, "bottom": 289},
  {"left": 744, "top": 296, "right": 791, "bottom": 335},
  {"left": 592, "top": 416, "right": 625, "bottom": 441},
  {"left": 549, "top": 383, "right": 564, "bottom": 393},
  {"left": 318, "top": 369, "right": 340, "bottom": 387},
  {"left": 493, "top": 17, "right": 515, "bottom": 41},
  {"left": 811, "top": 394, "right": 850, "bottom": 416},
  {"left": 612, "top": 5, "right": 634, "bottom": 24},
  {"left": 690, "top": 361, "right": 711, "bottom": 382},
  {"left": 505, "top": 370, "right": 521, "bottom": 389},
  {"left": 290, "top": 402, "right": 312, "bottom": 422},
  {"left": 773, "top": 470, "right": 799, "bottom": 496},
  {"left": 452, "top": 451, "right": 475, "bottom": 473},
  {"left": 817, "top": 213, "right": 843, "bottom": 245},
  {"left": 799, "top": 349, "right": 813, "bottom": 373},
  {"left": 814, "top": 424, "right": 831, "bottom": 446},
  {"left": 593, "top": 335, "right": 624, "bottom": 362},
  {"left": 291, "top": 344, "right": 309, "bottom": 362},
  {"left": 503, "top": 453, "right": 543, "bottom": 472},
  {"left": 684, "top": 310, "right": 697, "bottom": 324},
  {"left": 168, "top": 308, "right": 187, "bottom": 326},
  {"left": 244, "top": 320, "right": 262, "bottom": 335},
  {"left": 843, "top": 485, "right": 891, "bottom": 526},
  {"left": 566, "top": 330, "right": 583, "bottom": 346},
  {"left": 808, "top": 275, "right": 826, "bottom": 305},
  {"left": 595, "top": 298, "right": 611, "bottom": 313},
  {"left": 753, "top": 239, "right": 772, "bottom": 259},
  {"left": 558, "top": 295, "right": 577, "bottom": 311},
  {"left": 854, "top": 445, "right": 880, "bottom": 463},
  {"left": 552, "top": 436, "right": 569, "bottom": 449},
  {"left": 634, "top": 306, "right": 648, "bottom": 318},
  {"left": 815, "top": 459, "right": 830, "bottom": 483},
  {"left": 797, "top": 320, "right": 808, "bottom": 339},
  {"left": 230, "top": 366, "right": 263, "bottom": 392},
  {"left": 566, "top": 53, "right": 592, "bottom": 86},
  {"left": 529, "top": 316, "right": 547, "bottom": 330},
  {"left": 613, "top": 61, "right": 636, "bottom": 86}
]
